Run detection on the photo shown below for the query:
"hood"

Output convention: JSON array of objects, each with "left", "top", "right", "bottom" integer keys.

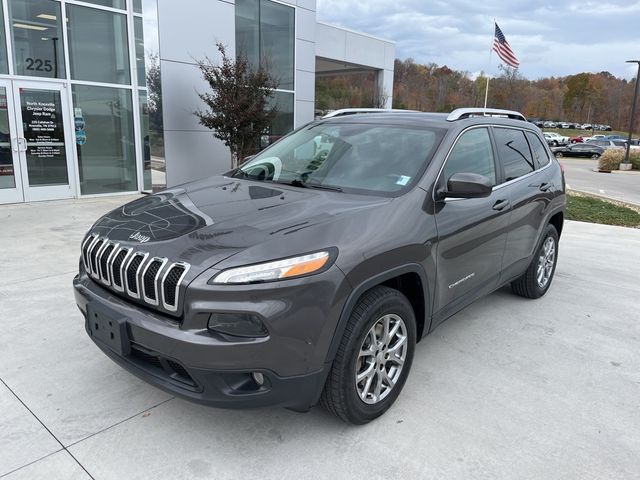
[{"left": 89, "top": 175, "right": 390, "bottom": 270}]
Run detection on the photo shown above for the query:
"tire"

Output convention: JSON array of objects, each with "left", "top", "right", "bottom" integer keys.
[
  {"left": 552, "top": 141, "right": 558, "bottom": 146},
  {"left": 555, "top": 152, "right": 563, "bottom": 158},
  {"left": 591, "top": 153, "right": 599, "bottom": 159},
  {"left": 320, "top": 286, "right": 416, "bottom": 424},
  {"left": 511, "top": 224, "right": 559, "bottom": 299}
]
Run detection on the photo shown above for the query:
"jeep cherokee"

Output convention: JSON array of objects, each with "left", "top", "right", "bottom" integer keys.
[{"left": 73, "top": 108, "right": 565, "bottom": 424}]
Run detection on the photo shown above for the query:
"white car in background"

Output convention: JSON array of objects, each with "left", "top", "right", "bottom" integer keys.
[{"left": 543, "top": 132, "right": 569, "bottom": 146}]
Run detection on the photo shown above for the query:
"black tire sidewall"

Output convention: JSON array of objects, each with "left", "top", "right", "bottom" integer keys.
[{"left": 341, "top": 291, "right": 416, "bottom": 423}]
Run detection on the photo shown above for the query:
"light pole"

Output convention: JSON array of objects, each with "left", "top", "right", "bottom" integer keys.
[{"left": 623, "top": 60, "right": 640, "bottom": 167}]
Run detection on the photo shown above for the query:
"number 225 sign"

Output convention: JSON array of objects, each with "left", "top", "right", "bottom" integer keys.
[{"left": 25, "top": 58, "right": 54, "bottom": 73}]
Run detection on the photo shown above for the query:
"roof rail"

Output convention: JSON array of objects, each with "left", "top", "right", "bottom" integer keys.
[
  {"left": 322, "top": 108, "right": 418, "bottom": 119},
  {"left": 447, "top": 108, "right": 527, "bottom": 122}
]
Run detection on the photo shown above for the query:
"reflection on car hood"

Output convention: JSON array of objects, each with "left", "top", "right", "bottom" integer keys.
[{"left": 89, "top": 175, "right": 389, "bottom": 269}]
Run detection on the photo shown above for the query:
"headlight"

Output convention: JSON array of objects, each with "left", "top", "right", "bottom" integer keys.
[{"left": 211, "top": 251, "right": 332, "bottom": 284}]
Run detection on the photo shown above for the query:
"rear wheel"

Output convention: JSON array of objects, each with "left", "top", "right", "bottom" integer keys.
[
  {"left": 555, "top": 152, "right": 564, "bottom": 158},
  {"left": 591, "top": 153, "right": 599, "bottom": 159},
  {"left": 511, "top": 224, "right": 559, "bottom": 299},
  {"left": 320, "top": 286, "right": 416, "bottom": 424}
]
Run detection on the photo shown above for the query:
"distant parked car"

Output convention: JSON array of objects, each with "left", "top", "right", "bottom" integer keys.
[
  {"left": 570, "top": 135, "right": 586, "bottom": 144},
  {"left": 586, "top": 139, "right": 625, "bottom": 150},
  {"left": 606, "top": 134, "right": 624, "bottom": 140},
  {"left": 543, "top": 132, "right": 569, "bottom": 146},
  {"left": 559, "top": 122, "right": 570, "bottom": 129},
  {"left": 552, "top": 143, "right": 604, "bottom": 158},
  {"left": 581, "top": 124, "right": 592, "bottom": 130}
]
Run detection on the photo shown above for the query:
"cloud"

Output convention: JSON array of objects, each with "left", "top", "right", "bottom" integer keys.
[{"left": 316, "top": 0, "right": 640, "bottom": 79}]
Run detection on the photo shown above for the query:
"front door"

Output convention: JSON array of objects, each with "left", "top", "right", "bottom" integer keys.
[
  {"left": 0, "top": 80, "right": 75, "bottom": 204},
  {"left": 432, "top": 127, "right": 511, "bottom": 325}
]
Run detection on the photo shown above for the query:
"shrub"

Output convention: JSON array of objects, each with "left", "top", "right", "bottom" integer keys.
[{"left": 598, "top": 150, "right": 623, "bottom": 171}]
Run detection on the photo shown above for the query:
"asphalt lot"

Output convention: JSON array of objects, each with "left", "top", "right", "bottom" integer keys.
[
  {"left": 1, "top": 196, "right": 639, "bottom": 479},
  {"left": 561, "top": 157, "right": 640, "bottom": 206}
]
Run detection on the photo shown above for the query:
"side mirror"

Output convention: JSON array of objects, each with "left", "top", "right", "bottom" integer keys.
[{"left": 441, "top": 172, "right": 493, "bottom": 199}]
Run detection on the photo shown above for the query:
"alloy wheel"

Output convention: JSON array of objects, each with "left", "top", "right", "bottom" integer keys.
[
  {"left": 355, "top": 314, "right": 408, "bottom": 405},
  {"left": 536, "top": 237, "right": 556, "bottom": 289}
]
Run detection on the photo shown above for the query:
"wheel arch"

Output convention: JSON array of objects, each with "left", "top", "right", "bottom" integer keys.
[{"left": 325, "top": 264, "right": 430, "bottom": 365}]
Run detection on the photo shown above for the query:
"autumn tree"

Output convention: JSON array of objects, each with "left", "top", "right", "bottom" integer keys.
[{"left": 195, "top": 43, "right": 278, "bottom": 168}]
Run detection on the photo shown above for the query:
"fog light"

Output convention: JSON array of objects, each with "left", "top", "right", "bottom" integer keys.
[
  {"left": 207, "top": 313, "right": 268, "bottom": 338},
  {"left": 252, "top": 372, "right": 264, "bottom": 386}
]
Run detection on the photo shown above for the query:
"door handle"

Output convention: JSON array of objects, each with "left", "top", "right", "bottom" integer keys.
[
  {"left": 539, "top": 182, "right": 553, "bottom": 192},
  {"left": 17, "top": 137, "right": 27, "bottom": 152},
  {"left": 492, "top": 199, "right": 510, "bottom": 211}
]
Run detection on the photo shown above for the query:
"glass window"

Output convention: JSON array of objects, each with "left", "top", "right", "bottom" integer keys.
[
  {"left": 235, "top": 0, "right": 259, "bottom": 69},
  {"left": 134, "top": 16, "right": 145, "bottom": 87},
  {"left": 21, "top": 88, "right": 68, "bottom": 186},
  {"left": 67, "top": 5, "right": 130, "bottom": 84},
  {"left": 526, "top": 132, "right": 550, "bottom": 169},
  {"left": 262, "top": 91, "right": 293, "bottom": 146},
  {"left": 72, "top": 85, "right": 137, "bottom": 194},
  {"left": 0, "top": 88, "right": 15, "bottom": 189},
  {"left": 444, "top": 128, "right": 496, "bottom": 186},
  {"left": 138, "top": 90, "right": 152, "bottom": 191},
  {"left": 79, "top": 0, "right": 127, "bottom": 9},
  {"left": 133, "top": 0, "right": 143, "bottom": 13},
  {"left": 0, "top": 2, "right": 8, "bottom": 74},
  {"left": 260, "top": 0, "right": 294, "bottom": 90},
  {"left": 494, "top": 128, "right": 535, "bottom": 181},
  {"left": 236, "top": 123, "right": 445, "bottom": 196},
  {"left": 236, "top": 0, "right": 294, "bottom": 90},
  {"left": 9, "top": 0, "right": 65, "bottom": 78}
]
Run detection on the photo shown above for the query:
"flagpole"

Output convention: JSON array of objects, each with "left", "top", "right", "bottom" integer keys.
[{"left": 483, "top": 20, "right": 495, "bottom": 111}]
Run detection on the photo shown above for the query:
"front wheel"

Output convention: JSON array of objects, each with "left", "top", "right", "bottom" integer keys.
[
  {"left": 320, "top": 286, "right": 416, "bottom": 424},
  {"left": 511, "top": 224, "right": 559, "bottom": 299}
]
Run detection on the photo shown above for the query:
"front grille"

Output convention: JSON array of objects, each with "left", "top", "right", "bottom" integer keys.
[{"left": 80, "top": 234, "right": 190, "bottom": 315}]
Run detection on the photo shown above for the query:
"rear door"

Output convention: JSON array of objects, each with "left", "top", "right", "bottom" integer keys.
[
  {"left": 432, "top": 127, "right": 511, "bottom": 322},
  {"left": 494, "top": 127, "right": 556, "bottom": 281}
]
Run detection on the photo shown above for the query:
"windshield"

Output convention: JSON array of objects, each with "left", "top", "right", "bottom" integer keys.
[{"left": 232, "top": 122, "right": 445, "bottom": 195}]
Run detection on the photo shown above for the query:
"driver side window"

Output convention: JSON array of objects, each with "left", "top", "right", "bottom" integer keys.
[{"left": 443, "top": 128, "right": 497, "bottom": 187}]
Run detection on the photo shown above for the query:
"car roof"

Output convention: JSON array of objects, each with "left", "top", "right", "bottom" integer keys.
[{"left": 316, "top": 110, "right": 532, "bottom": 130}]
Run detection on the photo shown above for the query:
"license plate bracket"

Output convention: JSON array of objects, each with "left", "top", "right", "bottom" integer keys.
[{"left": 87, "top": 303, "right": 130, "bottom": 356}]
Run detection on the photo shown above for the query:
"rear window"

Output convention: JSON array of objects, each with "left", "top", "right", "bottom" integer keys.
[
  {"left": 493, "top": 128, "right": 535, "bottom": 181},
  {"left": 526, "top": 132, "right": 551, "bottom": 169}
]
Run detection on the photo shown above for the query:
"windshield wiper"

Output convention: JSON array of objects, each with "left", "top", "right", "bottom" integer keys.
[{"left": 285, "top": 179, "right": 343, "bottom": 192}]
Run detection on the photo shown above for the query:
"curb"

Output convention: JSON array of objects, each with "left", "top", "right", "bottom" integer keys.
[
  {"left": 567, "top": 188, "right": 640, "bottom": 210},
  {"left": 590, "top": 168, "right": 640, "bottom": 175}
]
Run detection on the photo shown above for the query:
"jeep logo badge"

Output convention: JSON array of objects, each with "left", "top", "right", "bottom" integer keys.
[{"left": 129, "top": 232, "right": 151, "bottom": 244}]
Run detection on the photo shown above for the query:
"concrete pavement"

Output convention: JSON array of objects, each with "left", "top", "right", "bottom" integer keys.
[
  {"left": 561, "top": 157, "right": 640, "bottom": 206},
  {"left": 1, "top": 196, "right": 639, "bottom": 479}
]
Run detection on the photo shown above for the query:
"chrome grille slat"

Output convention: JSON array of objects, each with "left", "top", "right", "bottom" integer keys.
[
  {"left": 99, "top": 243, "right": 116, "bottom": 285},
  {"left": 142, "top": 257, "right": 168, "bottom": 306},
  {"left": 161, "top": 262, "right": 190, "bottom": 312},
  {"left": 81, "top": 235, "right": 189, "bottom": 315},
  {"left": 124, "top": 252, "right": 148, "bottom": 299},
  {"left": 89, "top": 239, "right": 107, "bottom": 280}
]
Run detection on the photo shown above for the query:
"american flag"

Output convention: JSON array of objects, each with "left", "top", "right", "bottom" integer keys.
[{"left": 493, "top": 23, "right": 519, "bottom": 69}]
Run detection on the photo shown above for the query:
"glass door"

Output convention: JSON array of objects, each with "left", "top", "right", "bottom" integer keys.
[
  {"left": 0, "top": 80, "right": 23, "bottom": 204},
  {"left": 12, "top": 81, "right": 76, "bottom": 202}
]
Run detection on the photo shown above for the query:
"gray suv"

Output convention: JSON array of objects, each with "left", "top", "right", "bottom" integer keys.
[{"left": 73, "top": 108, "right": 565, "bottom": 424}]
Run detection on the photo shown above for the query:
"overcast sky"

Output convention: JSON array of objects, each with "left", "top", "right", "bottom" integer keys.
[{"left": 315, "top": 0, "right": 640, "bottom": 80}]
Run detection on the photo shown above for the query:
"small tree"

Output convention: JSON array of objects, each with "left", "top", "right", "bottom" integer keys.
[{"left": 195, "top": 43, "right": 278, "bottom": 168}]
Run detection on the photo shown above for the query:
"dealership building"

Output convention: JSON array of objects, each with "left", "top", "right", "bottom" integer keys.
[{"left": 0, "top": 0, "right": 394, "bottom": 205}]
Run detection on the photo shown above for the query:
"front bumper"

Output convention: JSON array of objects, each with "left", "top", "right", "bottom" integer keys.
[{"left": 73, "top": 265, "right": 350, "bottom": 410}]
